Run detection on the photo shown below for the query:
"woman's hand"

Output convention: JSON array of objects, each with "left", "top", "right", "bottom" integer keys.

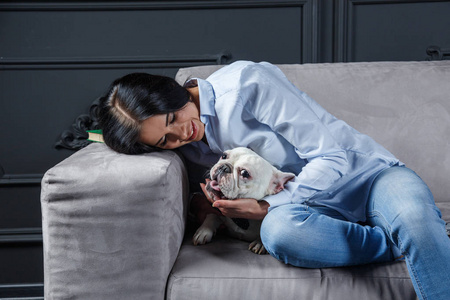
[
  {"left": 200, "top": 180, "right": 270, "bottom": 220},
  {"left": 214, "top": 198, "right": 269, "bottom": 220}
]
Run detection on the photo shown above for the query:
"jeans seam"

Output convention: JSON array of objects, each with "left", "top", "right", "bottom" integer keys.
[
  {"left": 367, "top": 210, "right": 395, "bottom": 262},
  {"left": 368, "top": 210, "right": 392, "bottom": 238},
  {"left": 403, "top": 244, "right": 426, "bottom": 300},
  {"left": 397, "top": 233, "right": 427, "bottom": 300},
  {"left": 370, "top": 211, "right": 426, "bottom": 300}
]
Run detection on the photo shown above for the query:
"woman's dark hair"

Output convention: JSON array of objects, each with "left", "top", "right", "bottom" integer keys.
[{"left": 98, "top": 73, "right": 191, "bottom": 154}]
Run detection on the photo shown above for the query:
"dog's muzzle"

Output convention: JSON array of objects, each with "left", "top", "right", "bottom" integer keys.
[
  {"left": 216, "top": 163, "right": 232, "bottom": 177},
  {"left": 207, "top": 162, "right": 234, "bottom": 200},
  {"left": 211, "top": 162, "right": 233, "bottom": 185}
]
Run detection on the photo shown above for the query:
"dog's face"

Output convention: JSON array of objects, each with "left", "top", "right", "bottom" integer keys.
[{"left": 206, "top": 147, "right": 295, "bottom": 200}]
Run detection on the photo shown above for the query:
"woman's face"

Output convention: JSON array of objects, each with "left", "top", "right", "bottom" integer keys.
[{"left": 139, "top": 101, "right": 205, "bottom": 149}]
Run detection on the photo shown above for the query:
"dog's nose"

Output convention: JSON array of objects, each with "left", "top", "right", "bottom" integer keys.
[{"left": 218, "top": 163, "right": 232, "bottom": 174}]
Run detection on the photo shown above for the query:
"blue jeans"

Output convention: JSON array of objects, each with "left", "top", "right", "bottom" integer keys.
[{"left": 260, "top": 166, "right": 450, "bottom": 300}]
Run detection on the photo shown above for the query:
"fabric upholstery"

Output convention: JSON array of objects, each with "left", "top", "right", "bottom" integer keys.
[
  {"left": 41, "top": 143, "right": 189, "bottom": 299},
  {"left": 167, "top": 233, "right": 417, "bottom": 300}
]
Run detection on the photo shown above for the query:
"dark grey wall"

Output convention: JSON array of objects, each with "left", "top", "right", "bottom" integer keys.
[{"left": 0, "top": 0, "right": 449, "bottom": 298}]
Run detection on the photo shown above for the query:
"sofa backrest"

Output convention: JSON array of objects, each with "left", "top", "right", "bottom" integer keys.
[{"left": 175, "top": 61, "right": 450, "bottom": 204}]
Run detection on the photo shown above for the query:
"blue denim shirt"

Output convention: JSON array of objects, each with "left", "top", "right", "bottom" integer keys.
[{"left": 179, "top": 61, "right": 401, "bottom": 222}]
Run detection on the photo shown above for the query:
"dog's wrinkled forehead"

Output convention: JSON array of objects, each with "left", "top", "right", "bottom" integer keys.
[{"left": 222, "top": 148, "right": 271, "bottom": 169}]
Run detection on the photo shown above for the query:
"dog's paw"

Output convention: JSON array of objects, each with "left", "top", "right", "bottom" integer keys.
[
  {"left": 248, "top": 240, "right": 268, "bottom": 255},
  {"left": 193, "top": 227, "right": 216, "bottom": 246}
]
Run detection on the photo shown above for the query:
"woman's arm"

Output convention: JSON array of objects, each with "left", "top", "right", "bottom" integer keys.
[{"left": 239, "top": 63, "right": 349, "bottom": 208}]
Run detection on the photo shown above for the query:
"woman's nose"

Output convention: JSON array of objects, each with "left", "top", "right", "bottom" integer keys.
[{"left": 172, "top": 122, "right": 190, "bottom": 141}]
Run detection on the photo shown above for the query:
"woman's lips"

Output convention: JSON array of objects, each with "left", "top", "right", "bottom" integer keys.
[{"left": 187, "top": 120, "right": 198, "bottom": 141}]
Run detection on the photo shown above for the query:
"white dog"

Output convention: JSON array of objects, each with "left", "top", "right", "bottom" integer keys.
[{"left": 193, "top": 147, "right": 295, "bottom": 254}]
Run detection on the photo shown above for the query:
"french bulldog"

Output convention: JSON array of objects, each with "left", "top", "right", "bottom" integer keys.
[{"left": 193, "top": 147, "right": 295, "bottom": 254}]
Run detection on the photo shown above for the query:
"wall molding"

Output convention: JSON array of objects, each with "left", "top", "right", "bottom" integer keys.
[
  {"left": 0, "top": 228, "right": 42, "bottom": 244},
  {"left": 341, "top": 0, "right": 449, "bottom": 3},
  {"left": 0, "top": 174, "right": 43, "bottom": 186},
  {"left": 0, "top": 0, "right": 313, "bottom": 11},
  {"left": 0, "top": 283, "right": 43, "bottom": 299},
  {"left": 334, "top": 0, "right": 351, "bottom": 62},
  {"left": 0, "top": 52, "right": 232, "bottom": 71},
  {"left": 302, "top": 0, "right": 319, "bottom": 63}
]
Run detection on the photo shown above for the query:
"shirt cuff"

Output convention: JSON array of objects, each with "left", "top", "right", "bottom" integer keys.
[{"left": 262, "top": 183, "right": 294, "bottom": 212}]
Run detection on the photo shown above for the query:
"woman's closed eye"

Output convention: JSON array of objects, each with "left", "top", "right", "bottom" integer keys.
[
  {"left": 170, "top": 112, "right": 176, "bottom": 124},
  {"left": 160, "top": 136, "right": 167, "bottom": 147},
  {"left": 160, "top": 112, "right": 176, "bottom": 147}
]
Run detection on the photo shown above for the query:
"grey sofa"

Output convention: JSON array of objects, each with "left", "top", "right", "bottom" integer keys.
[{"left": 41, "top": 61, "right": 450, "bottom": 300}]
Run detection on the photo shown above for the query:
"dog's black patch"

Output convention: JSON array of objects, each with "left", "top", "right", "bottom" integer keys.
[{"left": 232, "top": 218, "right": 250, "bottom": 230}]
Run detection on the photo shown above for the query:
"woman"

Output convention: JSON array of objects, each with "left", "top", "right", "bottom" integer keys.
[{"left": 98, "top": 61, "right": 450, "bottom": 299}]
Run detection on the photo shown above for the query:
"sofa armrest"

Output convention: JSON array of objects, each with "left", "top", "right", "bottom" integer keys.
[{"left": 41, "top": 143, "right": 189, "bottom": 300}]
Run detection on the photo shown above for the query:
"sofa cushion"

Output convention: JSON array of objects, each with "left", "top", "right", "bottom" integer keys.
[{"left": 167, "top": 233, "right": 417, "bottom": 300}]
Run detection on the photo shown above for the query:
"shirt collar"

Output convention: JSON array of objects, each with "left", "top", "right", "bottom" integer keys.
[{"left": 196, "top": 78, "right": 216, "bottom": 117}]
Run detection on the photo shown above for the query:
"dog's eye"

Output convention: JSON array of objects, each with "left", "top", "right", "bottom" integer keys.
[
  {"left": 240, "top": 169, "right": 250, "bottom": 179},
  {"left": 221, "top": 153, "right": 227, "bottom": 159}
]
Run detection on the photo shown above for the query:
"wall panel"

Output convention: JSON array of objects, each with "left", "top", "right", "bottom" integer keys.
[{"left": 334, "top": 0, "right": 450, "bottom": 62}]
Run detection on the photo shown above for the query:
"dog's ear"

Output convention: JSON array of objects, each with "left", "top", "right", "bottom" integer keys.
[{"left": 267, "top": 170, "right": 295, "bottom": 195}]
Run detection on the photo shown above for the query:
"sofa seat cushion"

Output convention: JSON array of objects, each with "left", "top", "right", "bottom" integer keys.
[{"left": 167, "top": 232, "right": 417, "bottom": 300}]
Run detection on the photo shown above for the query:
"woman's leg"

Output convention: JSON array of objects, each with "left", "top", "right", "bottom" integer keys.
[
  {"left": 260, "top": 204, "right": 394, "bottom": 268},
  {"left": 366, "top": 166, "right": 450, "bottom": 300}
]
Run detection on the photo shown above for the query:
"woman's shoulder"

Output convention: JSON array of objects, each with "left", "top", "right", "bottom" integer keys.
[
  {"left": 209, "top": 60, "right": 278, "bottom": 78},
  {"left": 207, "top": 60, "right": 255, "bottom": 81},
  {"left": 207, "top": 61, "right": 282, "bottom": 97}
]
